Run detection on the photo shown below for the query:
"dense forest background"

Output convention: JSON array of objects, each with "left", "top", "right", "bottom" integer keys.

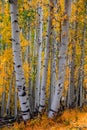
[{"left": 0, "top": 0, "right": 87, "bottom": 129}]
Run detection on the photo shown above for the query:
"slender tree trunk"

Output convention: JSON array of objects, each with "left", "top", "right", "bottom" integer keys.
[
  {"left": 30, "top": 31, "right": 37, "bottom": 112},
  {"left": 50, "top": 0, "right": 57, "bottom": 108},
  {"left": 67, "top": 15, "right": 78, "bottom": 108},
  {"left": 28, "top": 28, "right": 36, "bottom": 113},
  {"left": 9, "top": 0, "right": 30, "bottom": 120},
  {"left": 35, "top": 5, "right": 43, "bottom": 111},
  {"left": 1, "top": 85, "right": 6, "bottom": 117},
  {"left": 6, "top": 72, "right": 14, "bottom": 115},
  {"left": 50, "top": 38, "right": 57, "bottom": 106},
  {"left": 39, "top": 3, "right": 52, "bottom": 113},
  {"left": 76, "top": 4, "right": 86, "bottom": 108},
  {"left": 28, "top": 28, "right": 34, "bottom": 113},
  {"left": 79, "top": 2, "right": 87, "bottom": 108},
  {"left": 67, "top": 55, "right": 71, "bottom": 108},
  {"left": 48, "top": 0, "right": 72, "bottom": 118},
  {"left": 76, "top": 33, "right": 85, "bottom": 108}
]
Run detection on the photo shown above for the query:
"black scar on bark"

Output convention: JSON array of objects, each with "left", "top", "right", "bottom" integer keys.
[
  {"left": 9, "top": 38, "right": 15, "bottom": 41},
  {"left": 13, "top": 20, "right": 18, "bottom": 23},
  {"left": 21, "top": 109, "right": 30, "bottom": 113},
  {"left": 49, "top": 109, "right": 57, "bottom": 113},
  {"left": 22, "top": 113, "right": 28, "bottom": 116},
  {"left": 22, "top": 102, "right": 27, "bottom": 104},
  {"left": 58, "top": 83, "right": 61, "bottom": 86},
  {"left": 16, "top": 80, "right": 19, "bottom": 82},
  {"left": 9, "top": 0, "right": 14, "bottom": 4},
  {"left": 17, "top": 65, "right": 21, "bottom": 68},
  {"left": 21, "top": 78, "right": 24, "bottom": 80},
  {"left": 23, "top": 86, "right": 25, "bottom": 90},
  {"left": 57, "top": 92, "right": 60, "bottom": 95},
  {"left": 39, "top": 104, "right": 45, "bottom": 108},
  {"left": 20, "top": 91, "right": 26, "bottom": 96},
  {"left": 18, "top": 85, "right": 22, "bottom": 88},
  {"left": 16, "top": 42, "right": 19, "bottom": 45},
  {"left": 16, "top": 30, "right": 19, "bottom": 32}
]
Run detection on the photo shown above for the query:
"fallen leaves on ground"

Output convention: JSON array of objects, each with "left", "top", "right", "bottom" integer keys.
[{"left": 0, "top": 108, "right": 87, "bottom": 130}]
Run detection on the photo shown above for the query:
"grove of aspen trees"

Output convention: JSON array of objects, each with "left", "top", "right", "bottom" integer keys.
[{"left": 0, "top": 0, "right": 87, "bottom": 129}]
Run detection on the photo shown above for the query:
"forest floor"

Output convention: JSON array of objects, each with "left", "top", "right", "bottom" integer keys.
[{"left": 0, "top": 108, "right": 87, "bottom": 130}]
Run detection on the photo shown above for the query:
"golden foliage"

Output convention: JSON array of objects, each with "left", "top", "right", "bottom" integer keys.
[{"left": 0, "top": 109, "right": 87, "bottom": 130}]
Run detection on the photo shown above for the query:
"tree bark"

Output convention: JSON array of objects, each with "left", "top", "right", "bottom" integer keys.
[
  {"left": 39, "top": 2, "right": 52, "bottom": 113},
  {"left": 9, "top": 0, "right": 30, "bottom": 120},
  {"left": 67, "top": 11, "right": 78, "bottom": 108},
  {"left": 48, "top": 0, "right": 72, "bottom": 118},
  {"left": 76, "top": 2, "right": 86, "bottom": 108},
  {"left": 35, "top": 5, "right": 43, "bottom": 111},
  {"left": 49, "top": 0, "right": 57, "bottom": 108}
]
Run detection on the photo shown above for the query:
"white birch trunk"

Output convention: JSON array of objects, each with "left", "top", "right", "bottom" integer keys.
[
  {"left": 49, "top": 0, "right": 57, "bottom": 107},
  {"left": 9, "top": 0, "right": 30, "bottom": 120},
  {"left": 50, "top": 38, "right": 57, "bottom": 106},
  {"left": 28, "top": 29, "right": 33, "bottom": 112},
  {"left": 50, "top": 0, "right": 57, "bottom": 107},
  {"left": 39, "top": 15, "right": 52, "bottom": 112},
  {"left": 35, "top": 6, "right": 43, "bottom": 111},
  {"left": 48, "top": 0, "right": 72, "bottom": 118}
]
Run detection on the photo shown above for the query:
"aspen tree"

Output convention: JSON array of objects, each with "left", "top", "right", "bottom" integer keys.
[
  {"left": 35, "top": 3, "right": 43, "bottom": 111},
  {"left": 39, "top": 0, "right": 52, "bottom": 113},
  {"left": 48, "top": 0, "right": 72, "bottom": 118},
  {"left": 50, "top": 0, "right": 57, "bottom": 108},
  {"left": 67, "top": 1, "right": 78, "bottom": 108},
  {"left": 76, "top": 2, "right": 87, "bottom": 108},
  {"left": 9, "top": 0, "right": 30, "bottom": 120}
]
